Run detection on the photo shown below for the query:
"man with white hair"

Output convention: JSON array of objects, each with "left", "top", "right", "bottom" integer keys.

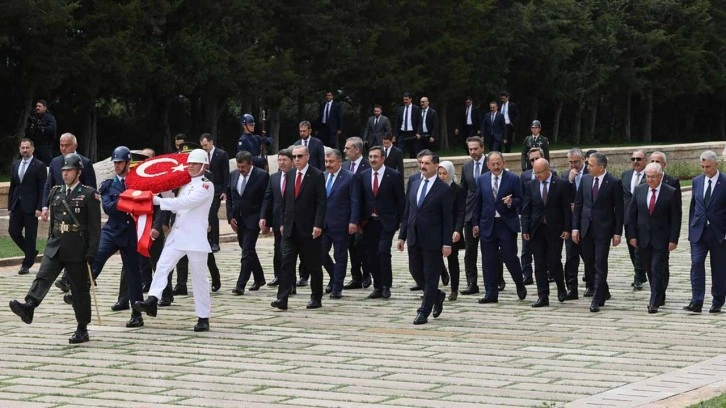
[
  {"left": 627, "top": 162, "right": 681, "bottom": 313},
  {"left": 133, "top": 149, "right": 215, "bottom": 331},
  {"left": 684, "top": 151, "right": 726, "bottom": 314}
]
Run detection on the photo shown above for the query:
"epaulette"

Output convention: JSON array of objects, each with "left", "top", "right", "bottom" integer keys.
[
  {"left": 98, "top": 178, "right": 113, "bottom": 194},
  {"left": 201, "top": 176, "right": 210, "bottom": 182},
  {"left": 80, "top": 184, "right": 98, "bottom": 193},
  {"left": 50, "top": 185, "right": 62, "bottom": 193}
]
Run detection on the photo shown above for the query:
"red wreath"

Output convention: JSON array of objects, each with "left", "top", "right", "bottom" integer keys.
[{"left": 126, "top": 153, "right": 191, "bottom": 193}]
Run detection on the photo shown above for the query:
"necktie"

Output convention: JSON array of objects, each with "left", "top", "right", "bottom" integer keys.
[
  {"left": 417, "top": 179, "right": 429, "bottom": 208},
  {"left": 633, "top": 172, "right": 641, "bottom": 193},
  {"left": 350, "top": 162, "right": 356, "bottom": 172},
  {"left": 542, "top": 180, "right": 548, "bottom": 205},
  {"left": 491, "top": 112, "right": 495, "bottom": 123},
  {"left": 474, "top": 161, "right": 480, "bottom": 179},
  {"left": 493, "top": 175, "right": 499, "bottom": 199},
  {"left": 403, "top": 106, "right": 409, "bottom": 131},
  {"left": 592, "top": 177, "right": 599, "bottom": 200},
  {"left": 705, "top": 179, "right": 712, "bottom": 207},
  {"left": 375, "top": 117, "right": 378, "bottom": 127},
  {"left": 304, "top": 139, "right": 308, "bottom": 147},
  {"left": 281, "top": 173, "right": 286, "bottom": 196},
  {"left": 324, "top": 102, "right": 330, "bottom": 123},
  {"left": 19, "top": 160, "right": 27, "bottom": 182},
  {"left": 649, "top": 188, "right": 657, "bottom": 215},
  {"left": 238, "top": 175, "right": 247, "bottom": 196},
  {"left": 326, "top": 173, "right": 334, "bottom": 197},
  {"left": 385, "top": 148, "right": 389, "bottom": 158},
  {"left": 575, "top": 172, "right": 581, "bottom": 192},
  {"left": 294, "top": 171, "right": 303, "bottom": 198},
  {"left": 373, "top": 171, "right": 379, "bottom": 197},
  {"left": 120, "top": 177, "right": 126, "bottom": 190},
  {"left": 208, "top": 151, "right": 212, "bottom": 162}
]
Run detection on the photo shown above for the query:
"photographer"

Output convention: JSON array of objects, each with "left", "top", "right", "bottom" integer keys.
[{"left": 26, "top": 100, "right": 57, "bottom": 166}]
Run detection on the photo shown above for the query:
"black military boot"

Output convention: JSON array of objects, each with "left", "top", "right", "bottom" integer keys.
[
  {"left": 9, "top": 299, "right": 35, "bottom": 324},
  {"left": 69, "top": 324, "right": 89, "bottom": 344},
  {"left": 132, "top": 296, "right": 158, "bottom": 317},
  {"left": 193, "top": 317, "right": 209, "bottom": 332}
]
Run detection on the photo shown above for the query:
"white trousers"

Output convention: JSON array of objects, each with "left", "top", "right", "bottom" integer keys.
[{"left": 149, "top": 247, "right": 210, "bottom": 318}]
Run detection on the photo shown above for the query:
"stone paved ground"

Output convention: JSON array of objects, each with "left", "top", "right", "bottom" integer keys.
[{"left": 1, "top": 191, "right": 725, "bottom": 408}]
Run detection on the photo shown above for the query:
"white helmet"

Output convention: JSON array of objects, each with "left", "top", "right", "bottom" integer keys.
[{"left": 187, "top": 149, "right": 209, "bottom": 164}]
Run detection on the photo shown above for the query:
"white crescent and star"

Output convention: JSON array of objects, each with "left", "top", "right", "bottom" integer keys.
[{"left": 135, "top": 157, "right": 187, "bottom": 178}]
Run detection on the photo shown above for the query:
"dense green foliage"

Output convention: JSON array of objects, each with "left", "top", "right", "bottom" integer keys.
[{"left": 1, "top": 0, "right": 724, "bottom": 162}]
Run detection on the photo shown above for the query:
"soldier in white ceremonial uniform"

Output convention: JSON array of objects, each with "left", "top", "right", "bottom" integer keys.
[{"left": 133, "top": 149, "right": 215, "bottom": 331}]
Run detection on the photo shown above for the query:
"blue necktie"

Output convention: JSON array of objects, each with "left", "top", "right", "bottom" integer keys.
[
  {"left": 417, "top": 179, "right": 429, "bottom": 208},
  {"left": 326, "top": 174, "right": 334, "bottom": 197}
]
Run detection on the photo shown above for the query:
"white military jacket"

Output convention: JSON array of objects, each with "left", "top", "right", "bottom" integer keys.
[{"left": 156, "top": 175, "right": 214, "bottom": 252}]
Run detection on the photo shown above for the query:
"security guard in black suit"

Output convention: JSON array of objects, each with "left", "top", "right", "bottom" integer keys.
[{"left": 9, "top": 153, "right": 101, "bottom": 344}]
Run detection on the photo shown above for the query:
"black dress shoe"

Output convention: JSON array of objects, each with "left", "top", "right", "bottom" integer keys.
[
  {"left": 55, "top": 279, "right": 70, "bottom": 293},
  {"left": 211, "top": 244, "right": 221, "bottom": 253},
  {"left": 532, "top": 297, "right": 549, "bottom": 308},
  {"left": 306, "top": 299, "right": 322, "bottom": 309},
  {"left": 710, "top": 305, "right": 722, "bottom": 313},
  {"left": 516, "top": 285, "right": 527, "bottom": 300},
  {"left": 344, "top": 280, "right": 363, "bottom": 290},
  {"left": 18, "top": 266, "right": 30, "bottom": 275},
  {"left": 268, "top": 277, "right": 279, "bottom": 286},
  {"left": 557, "top": 289, "right": 567, "bottom": 303},
  {"left": 126, "top": 315, "right": 144, "bottom": 328},
  {"left": 133, "top": 296, "right": 158, "bottom": 317},
  {"left": 194, "top": 318, "right": 210, "bottom": 332},
  {"left": 523, "top": 276, "right": 534, "bottom": 285},
  {"left": 367, "top": 288, "right": 383, "bottom": 299},
  {"left": 413, "top": 313, "right": 428, "bottom": 325},
  {"left": 565, "top": 290, "right": 579, "bottom": 300},
  {"left": 633, "top": 281, "right": 644, "bottom": 290},
  {"left": 448, "top": 292, "right": 458, "bottom": 301},
  {"left": 172, "top": 285, "right": 188, "bottom": 296},
  {"left": 330, "top": 291, "right": 342, "bottom": 299},
  {"left": 297, "top": 278, "right": 309, "bottom": 287},
  {"left": 231, "top": 287, "right": 245, "bottom": 295},
  {"left": 433, "top": 292, "right": 445, "bottom": 318},
  {"left": 249, "top": 281, "right": 265, "bottom": 291},
  {"left": 590, "top": 304, "right": 600, "bottom": 312},
  {"left": 69, "top": 328, "right": 89, "bottom": 344},
  {"left": 409, "top": 284, "right": 423, "bottom": 291},
  {"left": 271, "top": 299, "right": 288, "bottom": 310},
  {"left": 325, "top": 283, "right": 332, "bottom": 294},
  {"left": 382, "top": 286, "right": 391, "bottom": 299},
  {"left": 441, "top": 271, "right": 450, "bottom": 286},
  {"left": 9, "top": 300, "right": 34, "bottom": 324},
  {"left": 683, "top": 301, "right": 703, "bottom": 313},
  {"left": 63, "top": 293, "right": 73, "bottom": 305},
  {"left": 158, "top": 297, "right": 173, "bottom": 307},
  {"left": 648, "top": 305, "right": 658, "bottom": 314},
  {"left": 478, "top": 296, "right": 498, "bottom": 304},
  {"left": 211, "top": 283, "right": 221, "bottom": 292},
  {"left": 498, "top": 281, "right": 506, "bottom": 291},
  {"left": 460, "top": 286, "right": 479, "bottom": 295},
  {"left": 583, "top": 288, "right": 594, "bottom": 297},
  {"left": 362, "top": 275, "right": 372, "bottom": 288},
  {"left": 111, "top": 302, "right": 130, "bottom": 311}
]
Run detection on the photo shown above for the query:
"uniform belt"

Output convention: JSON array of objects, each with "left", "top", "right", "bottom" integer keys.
[{"left": 54, "top": 222, "right": 84, "bottom": 233}]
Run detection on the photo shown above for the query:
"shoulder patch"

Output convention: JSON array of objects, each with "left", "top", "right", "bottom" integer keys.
[{"left": 202, "top": 183, "right": 210, "bottom": 189}]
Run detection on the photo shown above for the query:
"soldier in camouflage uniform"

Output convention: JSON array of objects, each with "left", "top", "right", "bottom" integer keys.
[{"left": 9, "top": 153, "right": 101, "bottom": 344}]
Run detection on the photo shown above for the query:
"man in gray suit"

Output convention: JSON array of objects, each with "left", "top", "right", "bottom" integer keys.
[
  {"left": 622, "top": 150, "right": 647, "bottom": 290},
  {"left": 363, "top": 105, "right": 391, "bottom": 150}
]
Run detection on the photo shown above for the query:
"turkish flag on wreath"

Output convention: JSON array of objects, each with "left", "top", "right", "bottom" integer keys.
[{"left": 119, "top": 153, "right": 192, "bottom": 256}]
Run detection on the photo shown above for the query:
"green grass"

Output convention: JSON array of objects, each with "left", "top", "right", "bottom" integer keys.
[
  {"left": 688, "top": 393, "right": 726, "bottom": 407},
  {"left": 0, "top": 237, "right": 46, "bottom": 258}
]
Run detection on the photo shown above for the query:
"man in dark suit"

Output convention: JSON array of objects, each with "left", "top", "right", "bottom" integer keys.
[
  {"left": 394, "top": 92, "right": 421, "bottom": 159},
  {"left": 317, "top": 91, "right": 344, "bottom": 148},
  {"left": 294, "top": 121, "right": 325, "bottom": 170},
  {"left": 471, "top": 152, "right": 527, "bottom": 303},
  {"left": 397, "top": 151, "right": 452, "bottom": 324},
  {"left": 621, "top": 150, "right": 648, "bottom": 290},
  {"left": 564, "top": 148, "right": 591, "bottom": 299},
  {"left": 271, "top": 145, "right": 327, "bottom": 310},
  {"left": 499, "top": 91, "right": 519, "bottom": 153},
  {"left": 382, "top": 135, "right": 405, "bottom": 179},
  {"left": 342, "top": 137, "right": 372, "bottom": 289},
  {"left": 572, "top": 152, "right": 624, "bottom": 312},
  {"left": 627, "top": 163, "right": 681, "bottom": 313},
  {"left": 521, "top": 159, "right": 572, "bottom": 307},
  {"left": 454, "top": 97, "right": 482, "bottom": 147},
  {"left": 685, "top": 150, "right": 726, "bottom": 314},
  {"left": 228, "top": 151, "right": 270, "bottom": 295},
  {"left": 482, "top": 101, "right": 506, "bottom": 153},
  {"left": 260, "top": 149, "right": 294, "bottom": 287},
  {"left": 360, "top": 146, "right": 405, "bottom": 299},
  {"left": 42, "top": 133, "right": 97, "bottom": 293},
  {"left": 200, "top": 134, "right": 230, "bottom": 253},
  {"left": 322, "top": 149, "right": 360, "bottom": 298},
  {"left": 25, "top": 99, "right": 56, "bottom": 166},
  {"left": 8, "top": 139, "right": 46, "bottom": 275},
  {"left": 417, "top": 97, "right": 439, "bottom": 152},
  {"left": 363, "top": 105, "right": 391, "bottom": 149},
  {"left": 459, "top": 136, "right": 488, "bottom": 295}
]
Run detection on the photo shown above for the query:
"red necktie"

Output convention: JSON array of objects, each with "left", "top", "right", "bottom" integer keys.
[
  {"left": 294, "top": 171, "right": 302, "bottom": 198},
  {"left": 648, "top": 188, "right": 656, "bottom": 215},
  {"left": 281, "top": 173, "right": 286, "bottom": 196},
  {"left": 373, "top": 171, "right": 379, "bottom": 197}
]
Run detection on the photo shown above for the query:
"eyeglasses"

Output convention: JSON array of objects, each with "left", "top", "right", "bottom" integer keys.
[
  {"left": 292, "top": 154, "right": 306, "bottom": 159},
  {"left": 631, "top": 157, "right": 643, "bottom": 162}
]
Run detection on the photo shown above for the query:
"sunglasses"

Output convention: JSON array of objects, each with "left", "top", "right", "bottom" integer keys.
[
  {"left": 631, "top": 157, "right": 643, "bottom": 162},
  {"left": 292, "top": 154, "right": 306, "bottom": 159}
]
